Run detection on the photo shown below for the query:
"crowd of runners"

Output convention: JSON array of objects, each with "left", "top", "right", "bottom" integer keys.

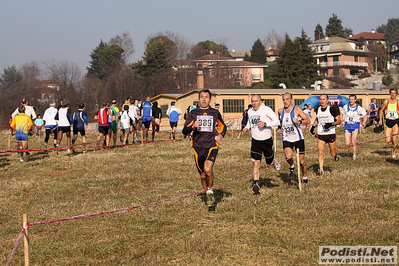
[{"left": 7, "top": 88, "right": 398, "bottom": 209}]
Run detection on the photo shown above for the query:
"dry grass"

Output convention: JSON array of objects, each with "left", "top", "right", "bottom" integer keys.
[{"left": 0, "top": 128, "right": 398, "bottom": 265}]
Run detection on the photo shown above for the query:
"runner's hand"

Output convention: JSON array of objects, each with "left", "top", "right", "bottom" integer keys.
[{"left": 215, "top": 134, "right": 223, "bottom": 143}]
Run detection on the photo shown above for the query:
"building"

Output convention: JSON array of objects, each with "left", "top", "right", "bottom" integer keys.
[
  {"left": 309, "top": 37, "right": 373, "bottom": 88},
  {"left": 349, "top": 30, "right": 386, "bottom": 48},
  {"left": 151, "top": 88, "right": 389, "bottom": 130},
  {"left": 229, "top": 50, "right": 250, "bottom": 61},
  {"left": 266, "top": 48, "right": 279, "bottom": 62},
  {"left": 390, "top": 39, "right": 399, "bottom": 70},
  {"left": 193, "top": 54, "right": 268, "bottom": 88}
]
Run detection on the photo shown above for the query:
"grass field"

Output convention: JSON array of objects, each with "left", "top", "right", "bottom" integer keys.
[{"left": 1, "top": 127, "right": 398, "bottom": 265}]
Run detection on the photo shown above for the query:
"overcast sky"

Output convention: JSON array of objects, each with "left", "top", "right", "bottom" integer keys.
[{"left": 1, "top": 0, "right": 398, "bottom": 75}]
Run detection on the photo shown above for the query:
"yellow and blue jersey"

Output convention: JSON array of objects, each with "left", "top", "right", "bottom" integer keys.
[{"left": 10, "top": 113, "right": 33, "bottom": 135}]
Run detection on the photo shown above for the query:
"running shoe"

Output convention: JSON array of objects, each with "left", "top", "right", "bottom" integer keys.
[
  {"left": 252, "top": 180, "right": 261, "bottom": 194},
  {"left": 334, "top": 155, "right": 339, "bottom": 162},
  {"left": 20, "top": 157, "right": 24, "bottom": 163},
  {"left": 206, "top": 191, "right": 215, "bottom": 207},
  {"left": 289, "top": 165, "right": 295, "bottom": 178},
  {"left": 392, "top": 154, "right": 396, "bottom": 159},
  {"left": 353, "top": 155, "right": 357, "bottom": 160},
  {"left": 317, "top": 169, "right": 324, "bottom": 176},
  {"left": 302, "top": 177, "right": 309, "bottom": 184},
  {"left": 273, "top": 159, "right": 281, "bottom": 171}
]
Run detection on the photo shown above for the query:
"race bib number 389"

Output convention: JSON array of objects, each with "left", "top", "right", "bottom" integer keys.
[{"left": 197, "top": 115, "right": 214, "bottom": 132}]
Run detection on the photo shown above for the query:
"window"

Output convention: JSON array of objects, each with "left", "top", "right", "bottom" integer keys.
[
  {"left": 222, "top": 99, "right": 244, "bottom": 113},
  {"left": 354, "top": 56, "right": 358, "bottom": 62},
  {"left": 294, "top": 99, "right": 305, "bottom": 106},
  {"left": 263, "top": 99, "right": 275, "bottom": 112},
  {"left": 161, "top": 105, "right": 168, "bottom": 118},
  {"left": 376, "top": 99, "right": 384, "bottom": 109}
]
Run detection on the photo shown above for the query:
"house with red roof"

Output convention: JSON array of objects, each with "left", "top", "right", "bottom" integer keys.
[{"left": 349, "top": 30, "right": 386, "bottom": 48}]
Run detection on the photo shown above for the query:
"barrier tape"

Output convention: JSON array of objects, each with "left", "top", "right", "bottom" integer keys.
[{"left": 5, "top": 229, "right": 25, "bottom": 266}]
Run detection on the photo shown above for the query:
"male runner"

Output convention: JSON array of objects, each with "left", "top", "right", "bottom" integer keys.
[
  {"left": 109, "top": 100, "right": 120, "bottom": 146},
  {"left": 182, "top": 89, "right": 226, "bottom": 209},
  {"left": 141, "top": 97, "right": 153, "bottom": 142},
  {"left": 10, "top": 106, "right": 33, "bottom": 163},
  {"left": 341, "top": 94, "right": 367, "bottom": 160},
  {"left": 56, "top": 99, "right": 73, "bottom": 154},
  {"left": 72, "top": 103, "right": 88, "bottom": 152},
  {"left": 364, "top": 98, "right": 380, "bottom": 129},
  {"left": 166, "top": 101, "right": 182, "bottom": 141},
  {"left": 43, "top": 103, "right": 58, "bottom": 149},
  {"left": 94, "top": 102, "right": 111, "bottom": 148},
  {"left": 277, "top": 93, "right": 310, "bottom": 183},
  {"left": 379, "top": 88, "right": 399, "bottom": 158},
  {"left": 151, "top": 101, "right": 162, "bottom": 141},
  {"left": 310, "top": 94, "right": 341, "bottom": 176},
  {"left": 242, "top": 94, "right": 281, "bottom": 194}
]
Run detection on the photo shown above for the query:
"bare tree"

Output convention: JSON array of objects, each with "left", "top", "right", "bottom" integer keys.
[
  {"left": 109, "top": 31, "right": 135, "bottom": 63},
  {"left": 43, "top": 59, "right": 82, "bottom": 91},
  {"left": 263, "top": 30, "right": 285, "bottom": 50},
  {"left": 20, "top": 61, "right": 42, "bottom": 82},
  {"left": 147, "top": 31, "right": 192, "bottom": 62}
]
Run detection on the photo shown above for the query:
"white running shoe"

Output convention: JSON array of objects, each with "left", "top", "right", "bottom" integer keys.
[
  {"left": 273, "top": 158, "right": 281, "bottom": 171},
  {"left": 353, "top": 155, "right": 357, "bottom": 160}
]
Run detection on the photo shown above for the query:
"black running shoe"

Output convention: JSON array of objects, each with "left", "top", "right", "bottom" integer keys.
[
  {"left": 334, "top": 155, "right": 339, "bottom": 162},
  {"left": 252, "top": 181, "right": 260, "bottom": 194},
  {"left": 289, "top": 166, "right": 295, "bottom": 178},
  {"left": 303, "top": 177, "right": 309, "bottom": 184}
]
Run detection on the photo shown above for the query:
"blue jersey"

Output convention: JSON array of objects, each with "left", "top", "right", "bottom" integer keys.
[
  {"left": 141, "top": 101, "right": 153, "bottom": 122},
  {"left": 73, "top": 109, "right": 87, "bottom": 130},
  {"left": 370, "top": 103, "right": 377, "bottom": 117}
]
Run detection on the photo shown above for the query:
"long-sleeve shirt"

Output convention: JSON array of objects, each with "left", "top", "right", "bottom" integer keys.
[
  {"left": 182, "top": 107, "right": 226, "bottom": 148},
  {"left": 245, "top": 105, "right": 280, "bottom": 141}
]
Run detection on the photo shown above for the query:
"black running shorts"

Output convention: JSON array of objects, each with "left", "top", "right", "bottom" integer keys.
[
  {"left": 192, "top": 146, "right": 218, "bottom": 174},
  {"left": 251, "top": 137, "right": 274, "bottom": 165}
]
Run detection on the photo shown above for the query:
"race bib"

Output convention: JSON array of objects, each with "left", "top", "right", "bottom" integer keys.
[
  {"left": 250, "top": 115, "right": 261, "bottom": 129},
  {"left": 388, "top": 110, "right": 397, "bottom": 119},
  {"left": 197, "top": 115, "right": 213, "bottom": 132},
  {"left": 347, "top": 116, "right": 355, "bottom": 124},
  {"left": 283, "top": 126, "right": 295, "bottom": 137}
]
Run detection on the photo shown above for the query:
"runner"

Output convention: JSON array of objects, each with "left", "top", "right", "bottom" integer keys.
[
  {"left": 34, "top": 114, "right": 44, "bottom": 137},
  {"left": 129, "top": 99, "right": 140, "bottom": 143},
  {"left": 10, "top": 106, "right": 33, "bottom": 163},
  {"left": 43, "top": 103, "right": 58, "bottom": 149},
  {"left": 242, "top": 94, "right": 281, "bottom": 194},
  {"left": 341, "top": 94, "right": 367, "bottom": 160},
  {"left": 141, "top": 97, "right": 153, "bottom": 142},
  {"left": 303, "top": 104, "right": 313, "bottom": 130},
  {"left": 151, "top": 101, "right": 162, "bottom": 142},
  {"left": 364, "top": 98, "right": 381, "bottom": 130},
  {"left": 120, "top": 105, "right": 133, "bottom": 145},
  {"left": 310, "top": 94, "right": 341, "bottom": 176},
  {"left": 166, "top": 101, "right": 182, "bottom": 141},
  {"left": 72, "top": 103, "right": 88, "bottom": 152},
  {"left": 182, "top": 89, "right": 226, "bottom": 209},
  {"left": 109, "top": 100, "right": 120, "bottom": 146},
  {"left": 94, "top": 102, "right": 111, "bottom": 148},
  {"left": 56, "top": 99, "right": 73, "bottom": 154},
  {"left": 277, "top": 93, "right": 310, "bottom": 183},
  {"left": 379, "top": 88, "right": 399, "bottom": 158}
]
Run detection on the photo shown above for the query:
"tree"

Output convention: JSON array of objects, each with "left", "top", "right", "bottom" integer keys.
[
  {"left": 151, "top": 31, "right": 192, "bottom": 61},
  {"left": 263, "top": 30, "right": 285, "bottom": 50},
  {"left": 275, "top": 30, "right": 318, "bottom": 88},
  {"left": 325, "top": 13, "right": 345, "bottom": 38},
  {"left": 86, "top": 40, "right": 125, "bottom": 80},
  {"left": 314, "top": 24, "right": 325, "bottom": 40},
  {"left": 249, "top": 39, "right": 266, "bottom": 64},
  {"left": 189, "top": 40, "right": 229, "bottom": 59},
  {"left": 0, "top": 65, "right": 22, "bottom": 91},
  {"left": 109, "top": 31, "right": 135, "bottom": 63},
  {"left": 137, "top": 35, "right": 176, "bottom": 77},
  {"left": 243, "top": 52, "right": 251, "bottom": 61},
  {"left": 382, "top": 70, "right": 393, "bottom": 86},
  {"left": 377, "top": 18, "right": 399, "bottom": 47},
  {"left": 343, "top": 27, "right": 353, "bottom": 38},
  {"left": 367, "top": 42, "right": 388, "bottom": 72}
]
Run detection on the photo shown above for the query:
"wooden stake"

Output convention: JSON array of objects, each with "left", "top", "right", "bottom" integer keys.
[
  {"left": 8, "top": 131, "right": 11, "bottom": 149},
  {"left": 23, "top": 214, "right": 30, "bottom": 266},
  {"left": 296, "top": 148, "right": 302, "bottom": 192},
  {"left": 273, "top": 127, "right": 277, "bottom": 151}
]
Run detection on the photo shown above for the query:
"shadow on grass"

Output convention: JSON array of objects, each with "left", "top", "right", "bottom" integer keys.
[
  {"left": 0, "top": 154, "right": 10, "bottom": 167},
  {"left": 385, "top": 158, "right": 399, "bottom": 165},
  {"left": 372, "top": 150, "right": 390, "bottom": 156},
  {"left": 339, "top": 152, "right": 353, "bottom": 158},
  {"left": 197, "top": 188, "right": 232, "bottom": 208},
  {"left": 26, "top": 151, "right": 50, "bottom": 162}
]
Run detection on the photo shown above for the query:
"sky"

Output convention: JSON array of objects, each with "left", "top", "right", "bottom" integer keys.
[{"left": 1, "top": 0, "right": 398, "bottom": 75}]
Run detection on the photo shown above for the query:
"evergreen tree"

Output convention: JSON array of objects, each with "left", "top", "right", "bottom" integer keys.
[
  {"left": 189, "top": 40, "right": 229, "bottom": 59},
  {"left": 314, "top": 24, "right": 325, "bottom": 40},
  {"left": 275, "top": 30, "right": 318, "bottom": 88},
  {"left": 249, "top": 39, "right": 266, "bottom": 64},
  {"left": 377, "top": 18, "right": 399, "bottom": 47},
  {"left": 325, "top": 13, "right": 345, "bottom": 38},
  {"left": 87, "top": 40, "right": 107, "bottom": 78},
  {"left": 0, "top": 65, "right": 22, "bottom": 91},
  {"left": 344, "top": 27, "right": 353, "bottom": 38},
  {"left": 243, "top": 52, "right": 251, "bottom": 61}
]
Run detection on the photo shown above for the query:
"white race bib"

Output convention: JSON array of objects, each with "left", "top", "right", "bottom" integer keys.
[{"left": 197, "top": 115, "right": 213, "bottom": 132}]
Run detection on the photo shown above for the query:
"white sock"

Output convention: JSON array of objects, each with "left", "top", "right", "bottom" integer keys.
[{"left": 206, "top": 189, "right": 213, "bottom": 194}]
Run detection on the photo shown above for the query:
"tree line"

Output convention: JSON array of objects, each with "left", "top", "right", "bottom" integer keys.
[{"left": 1, "top": 15, "right": 398, "bottom": 124}]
